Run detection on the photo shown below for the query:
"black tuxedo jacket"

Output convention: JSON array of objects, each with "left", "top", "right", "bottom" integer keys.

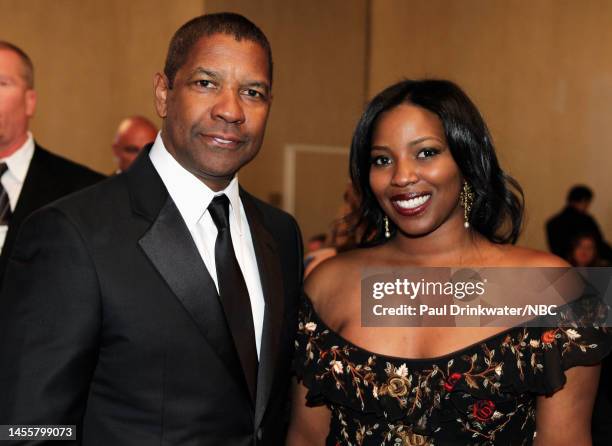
[
  {"left": 0, "top": 149, "right": 303, "bottom": 445},
  {"left": 0, "top": 144, "right": 104, "bottom": 287}
]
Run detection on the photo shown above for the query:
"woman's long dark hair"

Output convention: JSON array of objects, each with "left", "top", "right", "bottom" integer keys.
[{"left": 349, "top": 79, "right": 524, "bottom": 246}]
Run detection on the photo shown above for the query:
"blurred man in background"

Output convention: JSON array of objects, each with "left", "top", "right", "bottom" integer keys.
[
  {"left": 546, "top": 184, "right": 612, "bottom": 263},
  {"left": 0, "top": 41, "right": 103, "bottom": 287},
  {"left": 111, "top": 115, "right": 158, "bottom": 173}
]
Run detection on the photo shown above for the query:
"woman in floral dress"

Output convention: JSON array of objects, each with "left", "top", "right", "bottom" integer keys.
[{"left": 287, "top": 80, "right": 610, "bottom": 446}]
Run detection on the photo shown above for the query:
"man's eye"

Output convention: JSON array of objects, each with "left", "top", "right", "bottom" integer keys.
[
  {"left": 371, "top": 155, "right": 391, "bottom": 166},
  {"left": 244, "top": 89, "right": 264, "bottom": 99},
  {"left": 416, "top": 148, "right": 439, "bottom": 159},
  {"left": 194, "top": 80, "right": 214, "bottom": 88}
]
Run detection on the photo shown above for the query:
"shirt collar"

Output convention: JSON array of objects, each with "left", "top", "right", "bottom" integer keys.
[
  {"left": 148, "top": 132, "right": 243, "bottom": 234},
  {"left": 1, "top": 132, "right": 35, "bottom": 183}
]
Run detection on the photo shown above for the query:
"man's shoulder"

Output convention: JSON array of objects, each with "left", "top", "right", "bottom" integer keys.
[
  {"left": 546, "top": 207, "right": 569, "bottom": 227},
  {"left": 240, "top": 188, "right": 297, "bottom": 227},
  {"left": 33, "top": 145, "right": 105, "bottom": 184},
  {"left": 40, "top": 172, "right": 128, "bottom": 222},
  {"left": 240, "top": 189, "right": 303, "bottom": 260},
  {"left": 547, "top": 208, "right": 563, "bottom": 219}
]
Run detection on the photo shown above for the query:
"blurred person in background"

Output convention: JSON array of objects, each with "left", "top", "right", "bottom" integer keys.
[
  {"left": 305, "top": 233, "right": 327, "bottom": 253},
  {"left": 0, "top": 41, "right": 103, "bottom": 288},
  {"left": 304, "top": 182, "right": 367, "bottom": 277},
  {"left": 111, "top": 115, "right": 158, "bottom": 173},
  {"left": 330, "top": 180, "right": 366, "bottom": 252},
  {"left": 546, "top": 185, "right": 612, "bottom": 263},
  {"left": 567, "top": 233, "right": 609, "bottom": 267},
  {"left": 304, "top": 234, "right": 335, "bottom": 277}
]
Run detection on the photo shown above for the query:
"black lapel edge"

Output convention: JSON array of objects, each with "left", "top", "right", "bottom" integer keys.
[{"left": 241, "top": 191, "right": 285, "bottom": 426}]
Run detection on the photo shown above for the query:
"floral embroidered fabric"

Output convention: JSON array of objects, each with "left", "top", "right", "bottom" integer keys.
[{"left": 293, "top": 296, "right": 611, "bottom": 446}]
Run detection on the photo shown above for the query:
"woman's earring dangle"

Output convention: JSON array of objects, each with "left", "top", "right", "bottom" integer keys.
[
  {"left": 459, "top": 182, "right": 474, "bottom": 228},
  {"left": 384, "top": 216, "right": 391, "bottom": 239}
]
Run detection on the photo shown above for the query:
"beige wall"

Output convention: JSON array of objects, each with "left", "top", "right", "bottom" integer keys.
[
  {"left": 0, "top": 0, "right": 204, "bottom": 173},
  {"left": 292, "top": 147, "right": 350, "bottom": 245},
  {"left": 369, "top": 0, "right": 612, "bottom": 250}
]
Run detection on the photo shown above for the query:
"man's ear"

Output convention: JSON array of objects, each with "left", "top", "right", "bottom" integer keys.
[
  {"left": 25, "top": 89, "right": 36, "bottom": 117},
  {"left": 154, "top": 73, "right": 169, "bottom": 118}
]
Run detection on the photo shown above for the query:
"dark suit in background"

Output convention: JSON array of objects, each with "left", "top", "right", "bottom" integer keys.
[
  {"left": 546, "top": 205, "right": 612, "bottom": 262},
  {"left": 0, "top": 144, "right": 104, "bottom": 286},
  {"left": 0, "top": 150, "right": 303, "bottom": 445}
]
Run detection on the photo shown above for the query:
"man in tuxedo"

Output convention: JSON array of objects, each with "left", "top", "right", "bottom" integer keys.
[
  {"left": 0, "top": 13, "right": 303, "bottom": 446},
  {"left": 111, "top": 115, "right": 158, "bottom": 173},
  {"left": 0, "top": 41, "right": 104, "bottom": 287}
]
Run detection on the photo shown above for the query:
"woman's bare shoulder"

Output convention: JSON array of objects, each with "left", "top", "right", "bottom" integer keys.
[
  {"left": 304, "top": 248, "right": 372, "bottom": 310},
  {"left": 491, "top": 244, "right": 570, "bottom": 267}
]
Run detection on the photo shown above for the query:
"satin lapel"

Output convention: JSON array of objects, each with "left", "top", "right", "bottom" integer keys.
[
  {"left": 241, "top": 192, "right": 285, "bottom": 427},
  {"left": 137, "top": 183, "right": 246, "bottom": 396}
]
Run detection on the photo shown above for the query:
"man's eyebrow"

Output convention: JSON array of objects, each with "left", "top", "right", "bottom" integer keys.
[{"left": 189, "top": 67, "right": 220, "bottom": 79}]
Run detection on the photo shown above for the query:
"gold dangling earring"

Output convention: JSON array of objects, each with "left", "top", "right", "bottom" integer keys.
[
  {"left": 459, "top": 182, "right": 474, "bottom": 228},
  {"left": 384, "top": 216, "right": 391, "bottom": 239}
]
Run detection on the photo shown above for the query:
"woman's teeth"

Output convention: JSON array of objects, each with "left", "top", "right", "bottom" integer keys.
[{"left": 394, "top": 194, "right": 431, "bottom": 209}]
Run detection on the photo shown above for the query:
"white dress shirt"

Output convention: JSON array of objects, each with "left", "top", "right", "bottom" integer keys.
[
  {"left": 149, "top": 133, "right": 266, "bottom": 357},
  {"left": 0, "top": 133, "right": 35, "bottom": 253}
]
